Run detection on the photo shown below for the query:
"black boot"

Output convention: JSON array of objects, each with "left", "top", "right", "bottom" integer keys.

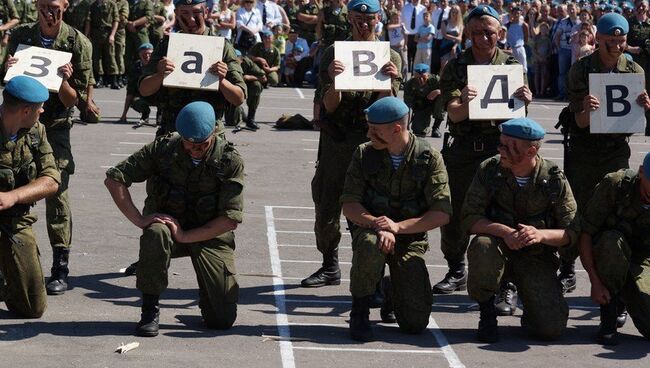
[
  {"left": 123, "top": 261, "right": 138, "bottom": 277},
  {"left": 616, "top": 299, "right": 628, "bottom": 328},
  {"left": 136, "top": 294, "right": 160, "bottom": 337},
  {"left": 495, "top": 281, "right": 518, "bottom": 316},
  {"left": 558, "top": 260, "right": 577, "bottom": 294},
  {"left": 350, "top": 296, "right": 373, "bottom": 341},
  {"left": 301, "top": 249, "right": 341, "bottom": 287},
  {"left": 246, "top": 108, "right": 259, "bottom": 130},
  {"left": 380, "top": 276, "right": 396, "bottom": 323},
  {"left": 95, "top": 75, "right": 105, "bottom": 88},
  {"left": 110, "top": 75, "right": 121, "bottom": 89},
  {"left": 431, "top": 119, "right": 443, "bottom": 138},
  {"left": 478, "top": 296, "right": 499, "bottom": 343},
  {"left": 432, "top": 262, "right": 467, "bottom": 294},
  {"left": 597, "top": 300, "right": 619, "bottom": 345},
  {"left": 46, "top": 248, "right": 70, "bottom": 295}
]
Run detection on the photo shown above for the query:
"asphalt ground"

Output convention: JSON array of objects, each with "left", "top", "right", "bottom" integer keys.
[{"left": 0, "top": 86, "right": 649, "bottom": 368}]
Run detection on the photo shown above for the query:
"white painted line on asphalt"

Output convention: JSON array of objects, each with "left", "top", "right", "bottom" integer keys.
[
  {"left": 630, "top": 142, "right": 650, "bottom": 145},
  {"left": 289, "top": 322, "right": 348, "bottom": 327},
  {"left": 275, "top": 230, "right": 350, "bottom": 235},
  {"left": 540, "top": 147, "right": 561, "bottom": 151},
  {"left": 110, "top": 153, "right": 130, "bottom": 156},
  {"left": 303, "top": 148, "right": 318, "bottom": 151},
  {"left": 308, "top": 161, "right": 316, "bottom": 164},
  {"left": 282, "top": 276, "right": 351, "bottom": 282},
  {"left": 265, "top": 206, "right": 296, "bottom": 368},
  {"left": 271, "top": 205, "right": 315, "bottom": 209},
  {"left": 302, "top": 139, "right": 319, "bottom": 142},
  {"left": 534, "top": 117, "right": 559, "bottom": 121},
  {"left": 295, "top": 88, "right": 305, "bottom": 99},
  {"left": 278, "top": 244, "right": 351, "bottom": 249},
  {"left": 119, "top": 141, "right": 147, "bottom": 145},
  {"left": 280, "top": 259, "right": 447, "bottom": 268},
  {"left": 100, "top": 165, "right": 114, "bottom": 169},
  {"left": 427, "top": 316, "right": 465, "bottom": 368},
  {"left": 275, "top": 218, "right": 346, "bottom": 222},
  {"left": 293, "top": 347, "right": 443, "bottom": 354},
  {"left": 285, "top": 299, "right": 351, "bottom": 304}
]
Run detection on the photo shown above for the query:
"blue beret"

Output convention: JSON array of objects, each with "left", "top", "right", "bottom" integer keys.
[
  {"left": 414, "top": 63, "right": 430, "bottom": 73},
  {"left": 364, "top": 97, "right": 409, "bottom": 124},
  {"left": 262, "top": 30, "right": 273, "bottom": 38},
  {"left": 347, "top": 0, "right": 381, "bottom": 13},
  {"left": 176, "top": 102, "right": 216, "bottom": 142},
  {"left": 597, "top": 12, "right": 629, "bottom": 35},
  {"left": 644, "top": 152, "right": 650, "bottom": 178},
  {"left": 5, "top": 76, "right": 49, "bottom": 103},
  {"left": 466, "top": 5, "right": 501, "bottom": 23},
  {"left": 294, "top": 45, "right": 304, "bottom": 52},
  {"left": 138, "top": 42, "right": 154, "bottom": 51},
  {"left": 499, "top": 118, "right": 545, "bottom": 140},
  {"left": 173, "top": 0, "right": 206, "bottom": 6},
  {"left": 234, "top": 48, "right": 242, "bottom": 57}
]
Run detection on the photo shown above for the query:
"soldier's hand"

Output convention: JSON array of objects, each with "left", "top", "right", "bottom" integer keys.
[
  {"left": 377, "top": 230, "right": 396, "bottom": 255},
  {"left": 58, "top": 62, "right": 74, "bottom": 81},
  {"left": 0, "top": 191, "right": 18, "bottom": 211},
  {"left": 503, "top": 229, "right": 526, "bottom": 250},
  {"left": 108, "top": 34, "right": 115, "bottom": 45},
  {"left": 381, "top": 61, "right": 399, "bottom": 80},
  {"left": 373, "top": 216, "right": 400, "bottom": 234},
  {"left": 4, "top": 55, "right": 18, "bottom": 72},
  {"left": 162, "top": 217, "right": 187, "bottom": 243},
  {"left": 514, "top": 224, "right": 543, "bottom": 246},
  {"left": 208, "top": 60, "right": 228, "bottom": 79},
  {"left": 136, "top": 213, "right": 169, "bottom": 229},
  {"left": 583, "top": 94, "right": 600, "bottom": 112},
  {"left": 327, "top": 59, "right": 345, "bottom": 79},
  {"left": 637, "top": 90, "right": 650, "bottom": 111},
  {"left": 461, "top": 85, "right": 478, "bottom": 104},
  {"left": 260, "top": 75, "right": 268, "bottom": 84},
  {"left": 87, "top": 99, "right": 101, "bottom": 115},
  {"left": 427, "top": 89, "right": 441, "bottom": 101},
  {"left": 514, "top": 85, "right": 533, "bottom": 105},
  {"left": 157, "top": 57, "right": 175, "bottom": 76},
  {"left": 590, "top": 278, "right": 611, "bottom": 305},
  {"left": 127, "top": 21, "right": 137, "bottom": 33}
]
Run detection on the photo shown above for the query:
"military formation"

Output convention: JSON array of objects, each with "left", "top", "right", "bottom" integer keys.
[{"left": 0, "top": 0, "right": 648, "bottom": 355}]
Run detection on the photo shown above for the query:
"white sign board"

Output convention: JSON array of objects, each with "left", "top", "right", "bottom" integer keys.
[
  {"left": 334, "top": 41, "right": 391, "bottom": 91},
  {"left": 589, "top": 73, "right": 645, "bottom": 134},
  {"left": 467, "top": 65, "right": 526, "bottom": 120},
  {"left": 163, "top": 33, "right": 224, "bottom": 91},
  {"left": 3, "top": 44, "right": 72, "bottom": 92}
]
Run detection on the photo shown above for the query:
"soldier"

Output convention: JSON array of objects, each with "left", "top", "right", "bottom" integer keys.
[
  {"left": 125, "top": 0, "right": 153, "bottom": 72},
  {"left": 296, "top": 0, "right": 319, "bottom": 45},
  {"left": 4, "top": 0, "right": 93, "bottom": 296},
  {"left": 301, "top": 0, "right": 402, "bottom": 288},
  {"left": 0, "top": 76, "right": 60, "bottom": 318},
  {"left": 233, "top": 48, "right": 266, "bottom": 130},
  {"left": 63, "top": 0, "right": 91, "bottom": 31},
  {"left": 248, "top": 30, "right": 281, "bottom": 87},
  {"left": 118, "top": 42, "right": 154, "bottom": 125},
  {"left": 149, "top": 0, "right": 166, "bottom": 47},
  {"left": 0, "top": 0, "right": 20, "bottom": 69},
  {"left": 14, "top": 0, "right": 38, "bottom": 25},
  {"left": 85, "top": 0, "right": 120, "bottom": 89},
  {"left": 341, "top": 96, "right": 451, "bottom": 341},
  {"left": 115, "top": 0, "right": 129, "bottom": 86},
  {"left": 316, "top": 0, "right": 350, "bottom": 48},
  {"left": 436, "top": 6, "right": 532, "bottom": 318},
  {"left": 139, "top": 0, "right": 246, "bottom": 137},
  {"left": 105, "top": 101, "right": 244, "bottom": 337},
  {"left": 579, "top": 152, "right": 650, "bottom": 345},
  {"left": 403, "top": 63, "right": 444, "bottom": 138},
  {"left": 462, "top": 118, "right": 579, "bottom": 342},
  {"left": 560, "top": 12, "right": 650, "bottom": 296}
]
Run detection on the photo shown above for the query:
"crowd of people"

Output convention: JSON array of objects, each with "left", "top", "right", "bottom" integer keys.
[{"left": 0, "top": 0, "right": 649, "bottom": 354}]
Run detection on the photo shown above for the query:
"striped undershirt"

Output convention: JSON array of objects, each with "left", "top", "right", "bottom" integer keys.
[
  {"left": 389, "top": 153, "right": 404, "bottom": 171},
  {"left": 514, "top": 176, "right": 530, "bottom": 187},
  {"left": 40, "top": 35, "right": 55, "bottom": 49}
]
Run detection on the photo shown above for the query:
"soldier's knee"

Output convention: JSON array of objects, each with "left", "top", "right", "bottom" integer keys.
[
  {"left": 140, "top": 223, "right": 172, "bottom": 253},
  {"left": 467, "top": 236, "right": 500, "bottom": 264},
  {"left": 203, "top": 304, "right": 237, "bottom": 330},
  {"left": 527, "top": 321, "right": 566, "bottom": 341},
  {"left": 397, "top": 311, "right": 430, "bottom": 334}
]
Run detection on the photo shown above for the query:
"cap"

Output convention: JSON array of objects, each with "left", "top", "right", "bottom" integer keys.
[
  {"left": 499, "top": 117, "right": 545, "bottom": 140},
  {"left": 176, "top": 101, "right": 216, "bottom": 143},
  {"left": 235, "top": 48, "right": 242, "bottom": 57},
  {"left": 4, "top": 75, "right": 49, "bottom": 103},
  {"left": 597, "top": 12, "right": 629, "bottom": 35},
  {"left": 364, "top": 97, "right": 409, "bottom": 124}
]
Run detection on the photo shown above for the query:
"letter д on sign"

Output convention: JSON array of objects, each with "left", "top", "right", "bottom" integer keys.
[
  {"left": 163, "top": 33, "right": 224, "bottom": 91},
  {"left": 3, "top": 44, "right": 72, "bottom": 93},
  {"left": 467, "top": 65, "right": 525, "bottom": 120}
]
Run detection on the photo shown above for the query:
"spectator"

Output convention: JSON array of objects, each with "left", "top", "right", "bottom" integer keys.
[
  {"left": 273, "top": 24, "right": 287, "bottom": 57},
  {"left": 257, "top": 0, "right": 285, "bottom": 33},
  {"left": 213, "top": 0, "right": 237, "bottom": 41},
  {"left": 401, "top": 0, "right": 427, "bottom": 75},
  {"left": 236, "top": 0, "right": 263, "bottom": 53},
  {"left": 533, "top": 22, "right": 552, "bottom": 96},
  {"left": 285, "top": 27, "right": 311, "bottom": 85},
  {"left": 296, "top": 0, "right": 320, "bottom": 45},
  {"left": 497, "top": 25, "right": 509, "bottom": 50},
  {"left": 439, "top": 4, "right": 462, "bottom": 72},
  {"left": 572, "top": 29, "right": 593, "bottom": 62},
  {"left": 553, "top": 1, "right": 579, "bottom": 101},
  {"left": 387, "top": 10, "right": 408, "bottom": 79},
  {"left": 162, "top": 0, "right": 175, "bottom": 35},
  {"left": 284, "top": 45, "right": 305, "bottom": 86},
  {"left": 430, "top": 0, "right": 449, "bottom": 73},
  {"left": 414, "top": 10, "right": 434, "bottom": 65},
  {"left": 506, "top": 6, "right": 528, "bottom": 71}
]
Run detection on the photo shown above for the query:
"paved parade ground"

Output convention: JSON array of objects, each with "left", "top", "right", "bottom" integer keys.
[{"left": 1, "top": 86, "right": 649, "bottom": 368}]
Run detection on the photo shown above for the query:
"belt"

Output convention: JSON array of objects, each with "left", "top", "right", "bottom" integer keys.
[{"left": 452, "top": 135, "right": 500, "bottom": 152}]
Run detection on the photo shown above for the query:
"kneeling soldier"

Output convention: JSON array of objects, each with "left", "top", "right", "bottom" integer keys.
[
  {"left": 341, "top": 96, "right": 452, "bottom": 341},
  {"left": 462, "top": 118, "right": 579, "bottom": 342}
]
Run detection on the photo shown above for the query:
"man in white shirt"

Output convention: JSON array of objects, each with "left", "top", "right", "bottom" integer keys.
[
  {"left": 430, "top": 0, "right": 449, "bottom": 74},
  {"left": 401, "top": 0, "right": 426, "bottom": 75},
  {"left": 257, "top": 0, "right": 284, "bottom": 33}
]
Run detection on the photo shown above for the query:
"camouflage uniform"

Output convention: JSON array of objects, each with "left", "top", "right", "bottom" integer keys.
[
  {"left": 627, "top": 17, "right": 650, "bottom": 136},
  {"left": 63, "top": 0, "right": 92, "bottom": 31},
  {"left": 310, "top": 44, "right": 402, "bottom": 273},
  {"left": 248, "top": 42, "right": 281, "bottom": 86},
  {"left": 403, "top": 74, "right": 443, "bottom": 136},
  {"left": 228, "top": 55, "right": 266, "bottom": 126},
  {"left": 140, "top": 30, "right": 246, "bottom": 135},
  {"left": 115, "top": 0, "right": 129, "bottom": 76},
  {"left": 87, "top": 0, "right": 120, "bottom": 78},
  {"left": 13, "top": 0, "right": 37, "bottom": 24},
  {"left": 462, "top": 155, "right": 579, "bottom": 340},
  {"left": 341, "top": 135, "right": 452, "bottom": 333},
  {"left": 439, "top": 47, "right": 526, "bottom": 270},
  {"left": 126, "top": 0, "right": 153, "bottom": 71},
  {"left": 319, "top": 4, "right": 349, "bottom": 47},
  {"left": 0, "top": 0, "right": 19, "bottom": 68},
  {"left": 149, "top": 0, "right": 165, "bottom": 47},
  {"left": 581, "top": 169, "right": 650, "bottom": 339},
  {"left": 0, "top": 122, "right": 61, "bottom": 318},
  {"left": 297, "top": 1, "right": 320, "bottom": 45},
  {"left": 126, "top": 58, "right": 153, "bottom": 119},
  {"left": 283, "top": 3, "right": 299, "bottom": 29},
  {"left": 105, "top": 132, "right": 244, "bottom": 329},
  {"left": 6, "top": 22, "right": 93, "bottom": 253}
]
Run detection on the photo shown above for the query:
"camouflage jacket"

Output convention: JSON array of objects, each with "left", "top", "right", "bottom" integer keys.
[
  {"left": 87, "top": 0, "right": 119, "bottom": 35},
  {"left": 64, "top": 0, "right": 92, "bottom": 31},
  {"left": 13, "top": 0, "right": 37, "bottom": 25},
  {"left": 319, "top": 4, "right": 349, "bottom": 47},
  {"left": 248, "top": 42, "right": 281, "bottom": 68},
  {"left": 241, "top": 55, "right": 266, "bottom": 79},
  {"left": 404, "top": 75, "right": 440, "bottom": 111}
]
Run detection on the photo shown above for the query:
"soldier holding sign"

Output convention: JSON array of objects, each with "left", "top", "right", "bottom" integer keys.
[
  {"left": 4, "top": 0, "right": 93, "bottom": 296},
  {"left": 436, "top": 5, "right": 532, "bottom": 317},
  {"left": 560, "top": 13, "right": 650, "bottom": 297},
  {"left": 301, "top": 0, "right": 402, "bottom": 288},
  {"left": 138, "top": 0, "right": 246, "bottom": 136}
]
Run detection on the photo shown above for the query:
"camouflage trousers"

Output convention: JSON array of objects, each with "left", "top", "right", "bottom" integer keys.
[
  {"left": 467, "top": 235, "right": 568, "bottom": 340},
  {"left": 115, "top": 29, "right": 126, "bottom": 75},
  {"left": 410, "top": 101, "right": 444, "bottom": 136},
  {"left": 350, "top": 228, "right": 433, "bottom": 334},
  {"left": 561, "top": 141, "right": 630, "bottom": 261},
  {"left": 0, "top": 216, "right": 47, "bottom": 318},
  {"left": 130, "top": 96, "right": 152, "bottom": 119},
  {"left": 440, "top": 136, "right": 499, "bottom": 266},
  {"left": 266, "top": 71, "right": 279, "bottom": 87},
  {"left": 91, "top": 33, "right": 119, "bottom": 76},
  {"left": 137, "top": 223, "right": 239, "bottom": 329},
  {"left": 246, "top": 80, "right": 263, "bottom": 117},
  {"left": 45, "top": 126, "right": 74, "bottom": 250},
  {"left": 311, "top": 131, "right": 367, "bottom": 257},
  {"left": 592, "top": 230, "right": 650, "bottom": 339}
]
